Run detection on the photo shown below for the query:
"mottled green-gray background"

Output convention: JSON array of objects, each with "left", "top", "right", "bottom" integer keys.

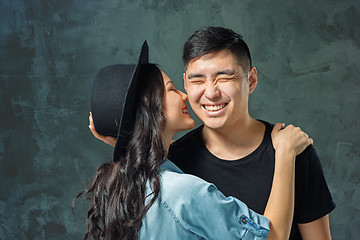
[{"left": 1, "top": 0, "right": 359, "bottom": 239}]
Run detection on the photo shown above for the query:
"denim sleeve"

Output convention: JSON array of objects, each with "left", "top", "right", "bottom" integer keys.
[{"left": 179, "top": 178, "right": 270, "bottom": 240}]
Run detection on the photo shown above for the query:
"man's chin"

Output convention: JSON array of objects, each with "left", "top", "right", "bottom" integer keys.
[{"left": 201, "top": 120, "right": 226, "bottom": 131}]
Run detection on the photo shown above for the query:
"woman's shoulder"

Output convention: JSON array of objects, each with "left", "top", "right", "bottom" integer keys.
[
  {"left": 162, "top": 168, "right": 211, "bottom": 189},
  {"left": 160, "top": 164, "right": 216, "bottom": 201}
]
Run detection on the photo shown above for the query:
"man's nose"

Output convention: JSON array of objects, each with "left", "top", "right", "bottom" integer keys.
[{"left": 204, "top": 83, "right": 220, "bottom": 100}]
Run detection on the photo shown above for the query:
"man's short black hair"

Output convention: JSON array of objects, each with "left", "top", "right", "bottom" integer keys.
[{"left": 183, "top": 27, "right": 252, "bottom": 71}]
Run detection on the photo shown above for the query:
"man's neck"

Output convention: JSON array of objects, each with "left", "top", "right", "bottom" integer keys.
[{"left": 202, "top": 117, "right": 265, "bottom": 160}]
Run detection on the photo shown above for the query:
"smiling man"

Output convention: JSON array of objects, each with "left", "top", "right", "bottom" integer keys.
[{"left": 168, "top": 27, "right": 335, "bottom": 240}]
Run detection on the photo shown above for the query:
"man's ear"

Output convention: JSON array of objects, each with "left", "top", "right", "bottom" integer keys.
[
  {"left": 248, "top": 67, "right": 258, "bottom": 94},
  {"left": 183, "top": 72, "right": 187, "bottom": 91}
]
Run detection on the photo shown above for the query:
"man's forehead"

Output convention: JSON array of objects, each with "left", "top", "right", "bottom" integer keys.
[{"left": 186, "top": 50, "right": 242, "bottom": 71}]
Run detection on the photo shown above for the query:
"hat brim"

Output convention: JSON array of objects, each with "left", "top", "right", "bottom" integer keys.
[{"left": 113, "top": 41, "right": 149, "bottom": 160}]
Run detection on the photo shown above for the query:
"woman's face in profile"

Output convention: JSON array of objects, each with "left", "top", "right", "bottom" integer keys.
[{"left": 161, "top": 71, "right": 196, "bottom": 134}]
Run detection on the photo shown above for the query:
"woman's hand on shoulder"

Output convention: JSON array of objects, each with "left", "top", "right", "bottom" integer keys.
[
  {"left": 89, "top": 113, "right": 117, "bottom": 148},
  {"left": 271, "top": 123, "right": 313, "bottom": 157}
]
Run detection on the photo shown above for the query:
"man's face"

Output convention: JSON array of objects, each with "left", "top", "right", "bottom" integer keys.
[{"left": 183, "top": 49, "right": 257, "bottom": 131}]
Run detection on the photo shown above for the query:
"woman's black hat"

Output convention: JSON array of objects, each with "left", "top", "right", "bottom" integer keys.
[{"left": 91, "top": 41, "right": 149, "bottom": 160}]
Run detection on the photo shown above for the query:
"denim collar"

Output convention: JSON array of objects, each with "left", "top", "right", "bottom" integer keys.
[{"left": 160, "top": 159, "right": 183, "bottom": 174}]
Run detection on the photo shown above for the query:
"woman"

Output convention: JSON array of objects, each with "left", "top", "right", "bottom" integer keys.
[{"left": 76, "top": 42, "right": 312, "bottom": 240}]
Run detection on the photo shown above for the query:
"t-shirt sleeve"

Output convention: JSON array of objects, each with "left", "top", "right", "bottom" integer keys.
[
  {"left": 294, "top": 145, "right": 336, "bottom": 223},
  {"left": 178, "top": 176, "right": 270, "bottom": 240}
]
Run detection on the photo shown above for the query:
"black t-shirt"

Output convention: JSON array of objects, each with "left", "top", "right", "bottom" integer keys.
[{"left": 168, "top": 121, "right": 335, "bottom": 240}]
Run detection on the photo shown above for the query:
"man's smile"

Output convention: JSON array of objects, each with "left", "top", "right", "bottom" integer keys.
[{"left": 202, "top": 103, "right": 228, "bottom": 112}]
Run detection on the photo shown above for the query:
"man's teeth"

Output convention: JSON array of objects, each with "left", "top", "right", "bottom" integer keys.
[
  {"left": 182, "top": 109, "right": 188, "bottom": 113},
  {"left": 203, "top": 104, "right": 226, "bottom": 111}
]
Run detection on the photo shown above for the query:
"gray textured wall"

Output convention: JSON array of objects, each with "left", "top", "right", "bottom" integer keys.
[{"left": 1, "top": 0, "right": 359, "bottom": 239}]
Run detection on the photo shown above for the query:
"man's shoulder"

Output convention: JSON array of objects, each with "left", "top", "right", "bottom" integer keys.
[
  {"left": 263, "top": 120, "right": 319, "bottom": 158},
  {"left": 167, "top": 126, "right": 204, "bottom": 165},
  {"left": 170, "top": 125, "right": 203, "bottom": 150}
]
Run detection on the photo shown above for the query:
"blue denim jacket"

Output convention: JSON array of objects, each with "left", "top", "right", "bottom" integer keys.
[{"left": 139, "top": 160, "right": 270, "bottom": 239}]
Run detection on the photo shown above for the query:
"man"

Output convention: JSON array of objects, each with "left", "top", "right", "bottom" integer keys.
[{"left": 167, "top": 27, "right": 335, "bottom": 239}]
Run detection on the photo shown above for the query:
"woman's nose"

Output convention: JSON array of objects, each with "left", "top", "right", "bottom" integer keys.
[{"left": 179, "top": 90, "right": 188, "bottom": 101}]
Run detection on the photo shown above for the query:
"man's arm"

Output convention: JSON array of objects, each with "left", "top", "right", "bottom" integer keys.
[{"left": 298, "top": 214, "right": 332, "bottom": 240}]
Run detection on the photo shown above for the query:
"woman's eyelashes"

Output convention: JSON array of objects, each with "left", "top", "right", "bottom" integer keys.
[{"left": 167, "top": 83, "right": 177, "bottom": 92}]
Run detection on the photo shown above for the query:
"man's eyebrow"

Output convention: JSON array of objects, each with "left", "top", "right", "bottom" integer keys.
[
  {"left": 187, "top": 70, "right": 238, "bottom": 79},
  {"left": 215, "top": 69, "right": 237, "bottom": 76},
  {"left": 187, "top": 73, "right": 206, "bottom": 79}
]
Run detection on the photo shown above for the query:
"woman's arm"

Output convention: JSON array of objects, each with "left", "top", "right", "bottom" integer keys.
[
  {"left": 264, "top": 123, "right": 313, "bottom": 240},
  {"left": 89, "top": 115, "right": 312, "bottom": 239}
]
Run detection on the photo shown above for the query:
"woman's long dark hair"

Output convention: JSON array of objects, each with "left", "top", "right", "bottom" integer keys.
[{"left": 74, "top": 64, "right": 166, "bottom": 240}]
